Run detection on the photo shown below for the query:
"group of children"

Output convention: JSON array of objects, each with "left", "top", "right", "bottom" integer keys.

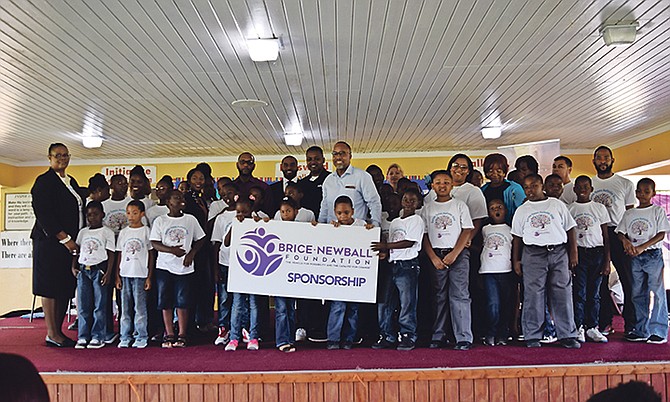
[{"left": 70, "top": 158, "right": 669, "bottom": 353}]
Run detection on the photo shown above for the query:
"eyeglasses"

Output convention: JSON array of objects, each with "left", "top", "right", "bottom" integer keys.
[
  {"left": 50, "top": 153, "right": 71, "bottom": 159},
  {"left": 238, "top": 159, "right": 254, "bottom": 165},
  {"left": 331, "top": 151, "right": 349, "bottom": 157},
  {"left": 486, "top": 168, "right": 505, "bottom": 175},
  {"left": 451, "top": 163, "right": 469, "bottom": 171}
]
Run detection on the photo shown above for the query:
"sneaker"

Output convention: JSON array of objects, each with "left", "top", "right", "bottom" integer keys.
[
  {"left": 242, "top": 328, "right": 250, "bottom": 343},
  {"left": 397, "top": 335, "right": 415, "bottom": 351},
  {"left": 342, "top": 341, "right": 353, "bottom": 350},
  {"left": 308, "top": 332, "right": 328, "bottom": 343},
  {"left": 247, "top": 339, "right": 259, "bottom": 350},
  {"left": 225, "top": 340, "right": 239, "bottom": 351},
  {"left": 372, "top": 336, "right": 396, "bottom": 350},
  {"left": 483, "top": 336, "right": 495, "bottom": 346},
  {"left": 526, "top": 340, "right": 542, "bottom": 348},
  {"left": 647, "top": 335, "right": 667, "bottom": 344},
  {"left": 295, "top": 328, "right": 307, "bottom": 342},
  {"left": 429, "top": 340, "right": 447, "bottom": 349},
  {"left": 560, "top": 338, "right": 581, "bottom": 349},
  {"left": 601, "top": 325, "right": 614, "bottom": 336},
  {"left": 87, "top": 339, "right": 105, "bottom": 349},
  {"left": 453, "top": 341, "right": 472, "bottom": 351},
  {"left": 517, "top": 333, "right": 525, "bottom": 342},
  {"left": 214, "top": 327, "right": 230, "bottom": 346},
  {"left": 75, "top": 339, "right": 87, "bottom": 349},
  {"left": 624, "top": 332, "right": 647, "bottom": 342},
  {"left": 326, "top": 341, "right": 340, "bottom": 350},
  {"left": 117, "top": 339, "right": 131, "bottom": 348},
  {"left": 540, "top": 334, "right": 558, "bottom": 344},
  {"left": 133, "top": 339, "right": 148, "bottom": 349},
  {"left": 586, "top": 327, "right": 608, "bottom": 343},
  {"left": 104, "top": 333, "right": 119, "bottom": 344},
  {"left": 576, "top": 326, "right": 586, "bottom": 343},
  {"left": 495, "top": 338, "right": 508, "bottom": 346}
]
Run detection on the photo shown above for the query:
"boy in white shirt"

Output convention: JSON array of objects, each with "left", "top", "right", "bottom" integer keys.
[
  {"left": 115, "top": 200, "right": 154, "bottom": 348},
  {"left": 479, "top": 199, "right": 514, "bottom": 347},
  {"left": 568, "top": 176, "right": 611, "bottom": 343},
  {"left": 421, "top": 170, "right": 474, "bottom": 351},
  {"left": 102, "top": 174, "right": 131, "bottom": 236},
  {"left": 511, "top": 174, "right": 580, "bottom": 349},
  {"left": 72, "top": 201, "right": 116, "bottom": 349},
  {"left": 371, "top": 188, "right": 424, "bottom": 351},
  {"left": 617, "top": 178, "right": 670, "bottom": 344},
  {"left": 150, "top": 190, "right": 206, "bottom": 348}
]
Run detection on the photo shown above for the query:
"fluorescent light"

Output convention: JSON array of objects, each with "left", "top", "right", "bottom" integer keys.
[
  {"left": 601, "top": 23, "right": 637, "bottom": 46},
  {"left": 481, "top": 126, "right": 502, "bottom": 139},
  {"left": 82, "top": 136, "right": 103, "bottom": 148},
  {"left": 247, "top": 39, "right": 279, "bottom": 62},
  {"left": 284, "top": 133, "right": 303, "bottom": 146}
]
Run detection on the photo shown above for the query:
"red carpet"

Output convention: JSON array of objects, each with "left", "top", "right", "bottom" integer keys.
[{"left": 1, "top": 316, "right": 668, "bottom": 373}]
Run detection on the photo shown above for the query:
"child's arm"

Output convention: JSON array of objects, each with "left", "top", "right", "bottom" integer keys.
[
  {"left": 512, "top": 235, "right": 523, "bottom": 276},
  {"left": 635, "top": 232, "right": 666, "bottom": 255},
  {"left": 145, "top": 249, "right": 155, "bottom": 291},
  {"left": 71, "top": 253, "right": 79, "bottom": 278},
  {"left": 371, "top": 240, "right": 415, "bottom": 252},
  {"left": 212, "top": 241, "right": 222, "bottom": 283},
  {"left": 600, "top": 224, "right": 611, "bottom": 275},
  {"left": 617, "top": 233, "right": 637, "bottom": 256},
  {"left": 151, "top": 240, "right": 186, "bottom": 257},
  {"left": 443, "top": 228, "right": 473, "bottom": 266},
  {"left": 567, "top": 228, "right": 578, "bottom": 271},
  {"left": 115, "top": 251, "right": 122, "bottom": 290},
  {"left": 422, "top": 233, "right": 446, "bottom": 270},
  {"left": 184, "top": 237, "right": 205, "bottom": 267},
  {"left": 102, "top": 249, "right": 115, "bottom": 286}
]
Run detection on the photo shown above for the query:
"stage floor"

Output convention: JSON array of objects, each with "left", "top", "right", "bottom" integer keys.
[{"left": 2, "top": 316, "right": 670, "bottom": 374}]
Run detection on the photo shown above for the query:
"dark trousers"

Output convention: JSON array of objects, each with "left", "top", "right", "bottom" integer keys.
[{"left": 599, "top": 227, "right": 635, "bottom": 332}]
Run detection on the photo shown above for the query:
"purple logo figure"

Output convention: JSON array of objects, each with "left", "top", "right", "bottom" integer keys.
[{"left": 236, "top": 227, "right": 284, "bottom": 276}]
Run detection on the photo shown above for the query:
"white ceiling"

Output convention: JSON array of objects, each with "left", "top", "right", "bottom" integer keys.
[{"left": 0, "top": 0, "right": 669, "bottom": 165}]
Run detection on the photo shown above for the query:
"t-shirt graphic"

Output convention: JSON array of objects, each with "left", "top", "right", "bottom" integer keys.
[
  {"left": 485, "top": 232, "right": 506, "bottom": 252},
  {"left": 433, "top": 213, "right": 455, "bottom": 235},
  {"left": 592, "top": 190, "right": 613, "bottom": 208},
  {"left": 529, "top": 211, "right": 553, "bottom": 237},
  {"left": 166, "top": 226, "right": 187, "bottom": 246}
]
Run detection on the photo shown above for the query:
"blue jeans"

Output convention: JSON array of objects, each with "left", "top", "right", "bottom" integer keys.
[
  {"left": 77, "top": 262, "right": 110, "bottom": 342},
  {"left": 377, "top": 259, "right": 397, "bottom": 343},
  {"left": 327, "top": 301, "right": 359, "bottom": 343},
  {"left": 573, "top": 247, "right": 604, "bottom": 329},
  {"left": 392, "top": 258, "right": 420, "bottom": 341},
  {"left": 231, "top": 293, "right": 258, "bottom": 341},
  {"left": 274, "top": 297, "right": 296, "bottom": 347},
  {"left": 631, "top": 249, "right": 668, "bottom": 339},
  {"left": 120, "top": 277, "right": 149, "bottom": 343},
  {"left": 216, "top": 265, "right": 232, "bottom": 330},
  {"left": 482, "top": 272, "right": 513, "bottom": 339}
]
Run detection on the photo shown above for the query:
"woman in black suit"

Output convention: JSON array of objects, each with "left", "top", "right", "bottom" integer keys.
[{"left": 31, "top": 143, "right": 84, "bottom": 347}]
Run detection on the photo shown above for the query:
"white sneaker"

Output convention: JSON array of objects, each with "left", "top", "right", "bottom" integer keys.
[
  {"left": 225, "top": 339, "right": 238, "bottom": 351},
  {"left": 117, "top": 339, "right": 131, "bottom": 348},
  {"left": 295, "top": 328, "right": 307, "bottom": 342},
  {"left": 133, "top": 339, "right": 148, "bottom": 349},
  {"left": 540, "top": 334, "right": 557, "bottom": 344},
  {"left": 75, "top": 339, "right": 87, "bottom": 349},
  {"left": 576, "top": 326, "right": 586, "bottom": 343},
  {"left": 242, "top": 328, "right": 250, "bottom": 343},
  {"left": 87, "top": 339, "right": 105, "bottom": 349},
  {"left": 586, "top": 327, "right": 608, "bottom": 343},
  {"left": 214, "top": 327, "right": 230, "bottom": 346}
]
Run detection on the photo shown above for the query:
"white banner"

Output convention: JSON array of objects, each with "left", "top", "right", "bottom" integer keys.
[
  {"left": 0, "top": 231, "right": 32, "bottom": 268},
  {"left": 102, "top": 165, "right": 157, "bottom": 184},
  {"left": 228, "top": 219, "right": 380, "bottom": 303},
  {"left": 4, "top": 193, "right": 36, "bottom": 231}
]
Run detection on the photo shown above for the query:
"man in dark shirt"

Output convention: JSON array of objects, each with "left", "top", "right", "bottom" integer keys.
[{"left": 232, "top": 152, "right": 273, "bottom": 214}]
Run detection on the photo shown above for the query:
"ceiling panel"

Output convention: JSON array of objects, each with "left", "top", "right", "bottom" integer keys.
[{"left": 0, "top": 0, "right": 667, "bottom": 164}]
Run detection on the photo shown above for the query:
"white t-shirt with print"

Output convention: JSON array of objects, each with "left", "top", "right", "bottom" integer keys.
[
  {"left": 451, "top": 182, "right": 488, "bottom": 220},
  {"left": 421, "top": 198, "right": 474, "bottom": 249},
  {"left": 511, "top": 198, "right": 576, "bottom": 246},
  {"left": 146, "top": 205, "right": 169, "bottom": 226},
  {"left": 591, "top": 174, "right": 636, "bottom": 226},
  {"left": 102, "top": 197, "right": 132, "bottom": 235},
  {"left": 616, "top": 205, "right": 670, "bottom": 250},
  {"left": 480, "top": 224, "right": 513, "bottom": 274},
  {"left": 568, "top": 201, "right": 610, "bottom": 248},
  {"left": 388, "top": 214, "right": 424, "bottom": 262},
  {"left": 273, "top": 207, "right": 315, "bottom": 223},
  {"left": 76, "top": 226, "right": 115, "bottom": 266},
  {"left": 117, "top": 226, "right": 153, "bottom": 278},
  {"left": 559, "top": 181, "right": 578, "bottom": 205},
  {"left": 211, "top": 210, "right": 237, "bottom": 266},
  {"left": 150, "top": 214, "right": 206, "bottom": 275}
]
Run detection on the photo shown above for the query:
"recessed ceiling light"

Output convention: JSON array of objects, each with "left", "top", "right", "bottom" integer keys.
[
  {"left": 231, "top": 99, "right": 269, "bottom": 109},
  {"left": 247, "top": 38, "right": 279, "bottom": 62}
]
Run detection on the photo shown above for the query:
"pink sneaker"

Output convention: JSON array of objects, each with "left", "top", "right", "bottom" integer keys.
[
  {"left": 247, "top": 339, "right": 259, "bottom": 350},
  {"left": 225, "top": 339, "right": 238, "bottom": 351},
  {"left": 242, "top": 328, "right": 250, "bottom": 343}
]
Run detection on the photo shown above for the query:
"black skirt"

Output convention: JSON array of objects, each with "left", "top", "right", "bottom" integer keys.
[{"left": 32, "top": 237, "right": 76, "bottom": 300}]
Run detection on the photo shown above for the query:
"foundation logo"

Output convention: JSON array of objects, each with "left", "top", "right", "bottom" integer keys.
[{"left": 236, "top": 227, "right": 284, "bottom": 276}]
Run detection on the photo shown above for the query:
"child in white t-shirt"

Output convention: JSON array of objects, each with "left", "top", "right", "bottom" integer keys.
[
  {"left": 273, "top": 183, "right": 315, "bottom": 223},
  {"left": 568, "top": 175, "right": 611, "bottom": 343},
  {"left": 102, "top": 174, "right": 131, "bottom": 236},
  {"left": 371, "top": 188, "right": 424, "bottom": 351},
  {"left": 146, "top": 176, "right": 173, "bottom": 226},
  {"left": 115, "top": 200, "right": 154, "bottom": 348},
  {"left": 479, "top": 199, "right": 514, "bottom": 346},
  {"left": 72, "top": 201, "right": 116, "bottom": 349},
  {"left": 150, "top": 190, "right": 206, "bottom": 348},
  {"left": 617, "top": 178, "right": 670, "bottom": 344}
]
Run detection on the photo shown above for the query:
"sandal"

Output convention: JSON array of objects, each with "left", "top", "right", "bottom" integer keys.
[
  {"left": 278, "top": 344, "right": 296, "bottom": 353},
  {"left": 173, "top": 336, "right": 187, "bottom": 348},
  {"left": 162, "top": 335, "right": 175, "bottom": 349}
]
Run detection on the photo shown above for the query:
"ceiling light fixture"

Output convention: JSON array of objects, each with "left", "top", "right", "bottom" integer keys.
[
  {"left": 231, "top": 99, "right": 269, "bottom": 109},
  {"left": 284, "top": 133, "right": 303, "bottom": 146},
  {"left": 247, "top": 38, "right": 279, "bottom": 62},
  {"left": 481, "top": 126, "right": 502, "bottom": 139},
  {"left": 601, "top": 23, "right": 638, "bottom": 46},
  {"left": 81, "top": 108, "right": 104, "bottom": 148},
  {"left": 82, "top": 136, "right": 103, "bottom": 148}
]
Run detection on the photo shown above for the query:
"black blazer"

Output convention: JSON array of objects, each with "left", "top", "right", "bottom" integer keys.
[
  {"left": 30, "top": 168, "right": 84, "bottom": 241},
  {"left": 268, "top": 180, "right": 286, "bottom": 216}
]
